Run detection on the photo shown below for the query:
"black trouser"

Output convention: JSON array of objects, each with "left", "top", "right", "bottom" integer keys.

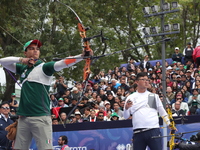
[
  {"left": 133, "top": 128, "right": 162, "bottom": 150},
  {"left": 196, "top": 57, "right": 200, "bottom": 67}
]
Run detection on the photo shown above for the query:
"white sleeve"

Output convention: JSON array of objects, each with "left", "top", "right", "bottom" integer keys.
[
  {"left": 183, "top": 48, "right": 186, "bottom": 56},
  {"left": 54, "top": 54, "right": 83, "bottom": 71},
  {"left": 155, "top": 94, "right": 170, "bottom": 126},
  {"left": 123, "top": 96, "right": 131, "bottom": 119},
  {"left": 0, "top": 57, "right": 20, "bottom": 73}
]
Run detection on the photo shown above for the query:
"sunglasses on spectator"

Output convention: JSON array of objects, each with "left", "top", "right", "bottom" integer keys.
[
  {"left": 1, "top": 107, "right": 10, "bottom": 110},
  {"left": 176, "top": 98, "right": 182, "bottom": 100},
  {"left": 98, "top": 115, "right": 104, "bottom": 117}
]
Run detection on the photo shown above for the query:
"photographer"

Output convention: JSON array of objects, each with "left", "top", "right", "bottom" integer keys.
[
  {"left": 176, "top": 132, "right": 200, "bottom": 150},
  {"left": 0, "top": 102, "right": 13, "bottom": 150},
  {"left": 54, "top": 76, "right": 68, "bottom": 99}
]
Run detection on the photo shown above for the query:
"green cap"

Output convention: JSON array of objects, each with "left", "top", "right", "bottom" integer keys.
[
  {"left": 11, "top": 93, "right": 16, "bottom": 96},
  {"left": 111, "top": 112, "right": 119, "bottom": 118},
  {"left": 23, "top": 39, "right": 42, "bottom": 51},
  {"left": 58, "top": 98, "right": 64, "bottom": 101}
]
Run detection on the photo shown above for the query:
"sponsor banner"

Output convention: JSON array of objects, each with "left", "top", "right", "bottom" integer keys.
[{"left": 30, "top": 123, "right": 200, "bottom": 150}]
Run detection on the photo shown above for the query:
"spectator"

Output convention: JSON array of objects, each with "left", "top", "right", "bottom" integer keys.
[
  {"left": 166, "top": 77, "right": 173, "bottom": 88},
  {"left": 92, "top": 83, "right": 101, "bottom": 94},
  {"left": 172, "top": 101, "right": 186, "bottom": 117},
  {"left": 171, "top": 90, "right": 188, "bottom": 104},
  {"left": 188, "top": 89, "right": 200, "bottom": 115},
  {"left": 127, "top": 58, "right": 136, "bottom": 72},
  {"left": 50, "top": 94, "right": 58, "bottom": 108},
  {"left": 89, "top": 110, "right": 97, "bottom": 122},
  {"left": 116, "top": 89, "right": 125, "bottom": 100},
  {"left": 110, "top": 112, "right": 120, "bottom": 121},
  {"left": 166, "top": 86, "right": 175, "bottom": 102},
  {"left": 111, "top": 79, "right": 121, "bottom": 93},
  {"left": 193, "top": 45, "right": 200, "bottom": 67},
  {"left": 99, "top": 80, "right": 107, "bottom": 90},
  {"left": 96, "top": 95, "right": 104, "bottom": 108},
  {"left": 172, "top": 95, "right": 189, "bottom": 115},
  {"left": 52, "top": 118, "right": 59, "bottom": 125},
  {"left": 57, "top": 98, "right": 68, "bottom": 107},
  {"left": 58, "top": 112, "right": 70, "bottom": 124},
  {"left": 82, "top": 107, "right": 91, "bottom": 119},
  {"left": 113, "top": 103, "right": 123, "bottom": 118},
  {"left": 70, "top": 87, "right": 81, "bottom": 101},
  {"left": 0, "top": 102, "right": 13, "bottom": 150},
  {"left": 104, "top": 101, "right": 113, "bottom": 112},
  {"left": 183, "top": 43, "right": 194, "bottom": 63},
  {"left": 139, "top": 55, "right": 152, "bottom": 71},
  {"left": 63, "top": 96, "right": 70, "bottom": 106},
  {"left": 69, "top": 99, "right": 78, "bottom": 108},
  {"left": 172, "top": 47, "right": 183, "bottom": 63},
  {"left": 180, "top": 74, "right": 187, "bottom": 87},
  {"left": 58, "top": 135, "right": 70, "bottom": 150},
  {"left": 88, "top": 92, "right": 97, "bottom": 102},
  {"left": 54, "top": 76, "right": 68, "bottom": 99},
  {"left": 97, "top": 111, "right": 105, "bottom": 122},
  {"left": 105, "top": 93, "right": 115, "bottom": 109},
  {"left": 119, "top": 100, "right": 125, "bottom": 111},
  {"left": 68, "top": 114, "right": 77, "bottom": 124},
  {"left": 120, "top": 66, "right": 127, "bottom": 76},
  {"left": 8, "top": 93, "right": 18, "bottom": 112},
  {"left": 119, "top": 79, "right": 129, "bottom": 91},
  {"left": 74, "top": 111, "right": 83, "bottom": 123},
  {"left": 99, "top": 89, "right": 107, "bottom": 101},
  {"left": 154, "top": 61, "right": 162, "bottom": 70}
]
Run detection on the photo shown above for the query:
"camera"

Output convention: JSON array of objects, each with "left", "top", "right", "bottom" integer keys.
[{"left": 190, "top": 134, "right": 200, "bottom": 141}]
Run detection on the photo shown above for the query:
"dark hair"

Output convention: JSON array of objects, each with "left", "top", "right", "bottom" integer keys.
[
  {"left": 60, "top": 135, "right": 68, "bottom": 144},
  {"left": 174, "top": 90, "right": 185, "bottom": 99},
  {"left": 0, "top": 101, "right": 10, "bottom": 108},
  {"left": 136, "top": 72, "right": 148, "bottom": 80}
]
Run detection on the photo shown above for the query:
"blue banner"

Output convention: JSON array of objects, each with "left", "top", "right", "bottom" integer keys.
[{"left": 30, "top": 122, "right": 200, "bottom": 150}]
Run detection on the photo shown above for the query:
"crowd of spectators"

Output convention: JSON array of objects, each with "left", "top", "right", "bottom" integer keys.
[{"left": 49, "top": 43, "right": 200, "bottom": 125}]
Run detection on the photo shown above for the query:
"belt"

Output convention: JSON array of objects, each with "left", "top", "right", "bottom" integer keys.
[{"left": 133, "top": 128, "right": 153, "bottom": 134}]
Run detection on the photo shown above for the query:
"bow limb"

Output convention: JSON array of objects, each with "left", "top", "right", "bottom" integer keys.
[
  {"left": 166, "top": 106, "right": 176, "bottom": 150},
  {"left": 77, "top": 23, "right": 92, "bottom": 81}
]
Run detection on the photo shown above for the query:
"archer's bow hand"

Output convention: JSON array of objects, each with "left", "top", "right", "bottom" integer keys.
[{"left": 82, "top": 50, "right": 93, "bottom": 57}]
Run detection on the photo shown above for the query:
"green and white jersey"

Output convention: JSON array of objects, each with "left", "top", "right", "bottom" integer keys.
[{"left": 16, "top": 60, "right": 56, "bottom": 116}]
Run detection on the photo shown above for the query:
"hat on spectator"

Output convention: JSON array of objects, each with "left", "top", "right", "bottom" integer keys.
[
  {"left": 166, "top": 66, "right": 172, "bottom": 70},
  {"left": 131, "top": 74, "right": 136, "bottom": 76},
  {"left": 172, "top": 61, "right": 177, "bottom": 65},
  {"left": 111, "top": 112, "right": 119, "bottom": 118},
  {"left": 187, "top": 42, "right": 191, "bottom": 45},
  {"left": 148, "top": 68, "right": 153, "bottom": 71},
  {"left": 175, "top": 47, "right": 179, "bottom": 50},
  {"left": 71, "top": 87, "right": 78, "bottom": 92},
  {"left": 111, "top": 79, "right": 117, "bottom": 82},
  {"left": 104, "top": 101, "right": 110, "bottom": 106},
  {"left": 186, "top": 70, "right": 192, "bottom": 73},
  {"left": 10, "top": 108, "right": 16, "bottom": 112},
  {"left": 176, "top": 75, "right": 181, "bottom": 78},
  {"left": 58, "top": 98, "right": 64, "bottom": 101},
  {"left": 156, "top": 70, "right": 161, "bottom": 73},
  {"left": 75, "top": 111, "right": 82, "bottom": 116},
  {"left": 11, "top": 93, "right": 16, "bottom": 96},
  {"left": 70, "top": 114, "right": 75, "bottom": 118}
]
